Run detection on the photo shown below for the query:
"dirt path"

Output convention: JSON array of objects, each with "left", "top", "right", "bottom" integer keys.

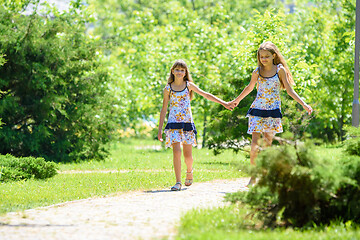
[{"left": 0, "top": 178, "right": 248, "bottom": 240}]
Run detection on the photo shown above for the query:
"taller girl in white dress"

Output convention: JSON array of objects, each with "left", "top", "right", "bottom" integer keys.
[{"left": 232, "top": 42, "right": 313, "bottom": 187}]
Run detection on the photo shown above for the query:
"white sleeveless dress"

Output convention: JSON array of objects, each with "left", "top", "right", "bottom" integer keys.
[
  {"left": 164, "top": 82, "right": 197, "bottom": 148},
  {"left": 246, "top": 64, "right": 283, "bottom": 134}
]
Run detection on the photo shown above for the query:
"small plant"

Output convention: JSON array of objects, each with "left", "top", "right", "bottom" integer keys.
[
  {"left": 0, "top": 154, "right": 58, "bottom": 182},
  {"left": 344, "top": 126, "right": 360, "bottom": 156}
]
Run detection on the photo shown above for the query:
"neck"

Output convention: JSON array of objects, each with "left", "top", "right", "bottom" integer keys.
[
  {"left": 262, "top": 64, "right": 274, "bottom": 70},
  {"left": 173, "top": 77, "right": 185, "bottom": 85}
]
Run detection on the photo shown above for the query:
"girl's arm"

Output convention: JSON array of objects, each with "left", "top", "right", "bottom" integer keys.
[
  {"left": 188, "top": 82, "right": 233, "bottom": 110},
  {"left": 232, "top": 70, "right": 258, "bottom": 106},
  {"left": 157, "top": 88, "right": 170, "bottom": 142},
  {"left": 278, "top": 67, "right": 313, "bottom": 115}
]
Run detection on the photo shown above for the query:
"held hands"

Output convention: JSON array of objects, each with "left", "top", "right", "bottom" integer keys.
[
  {"left": 230, "top": 99, "right": 239, "bottom": 108},
  {"left": 303, "top": 104, "right": 313, "bottom": 115},
  {"left": 223, "top": 101, "right": 237, "bottom": 111}
]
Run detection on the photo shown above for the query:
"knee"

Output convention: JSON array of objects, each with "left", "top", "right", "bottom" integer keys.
[
  {"left": 173, "top": 146, "right": 181, "bottom": 156},
  {"left": 183, "top": 152, "right": 193, "bottom": 160}
]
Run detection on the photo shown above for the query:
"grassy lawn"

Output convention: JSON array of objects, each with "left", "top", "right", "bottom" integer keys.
[
  {"left": 176, "top": 205, "right": 360, "bottom": 240},
  {"left": 0, "top": 138, "right": 247, "bottom": 214},
  {"left": 2, "top": 138, "right": 358, "bottom": 239},
  {"left": 175, "top": 142, "right": 360, "bottom": 240}
]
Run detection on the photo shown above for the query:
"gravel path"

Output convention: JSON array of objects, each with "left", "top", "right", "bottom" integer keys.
[{"left": 0, "top": 178, "right": 248, "bottom": 240}]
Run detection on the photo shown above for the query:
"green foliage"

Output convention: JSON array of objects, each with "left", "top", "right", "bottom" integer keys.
[
  {"left": 226, "top": 142, "right": 350, "bottom": 227},
  {"left": 88, "top": 0, "right": 355, "bottom": 145},
  {"left": 0, "top": 154, "right": 58, "bottom": 182},
  {"left": 328, "top": 155, "right": 360, "bottom": 224},
  {"left": 0, "top": 1, "right": 117, "bottom": 162},
  {"left": 88, "top": 0, "right": 279, "bottom": 143},
  {"left": 344, "top": 126, "right": 360, "bottom": 156}
]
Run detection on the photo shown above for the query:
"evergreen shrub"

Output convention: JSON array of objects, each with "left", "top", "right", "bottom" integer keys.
[
  {"left": 0, "top": 154, "right": 58, "bottom": 182},
  {"left": 327, "top": 155, "right": 360, "bottom": 224},
  {"left": 0, "top": 1, "right": 117, "bottom": 162},
  {"left": 226, "top": 142, "right": 350, "bottom": 227}
]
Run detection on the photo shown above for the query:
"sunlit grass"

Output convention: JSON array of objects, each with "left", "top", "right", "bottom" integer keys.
[
  {"left": 0, "top": 138, "right": 247, "bottom": 214},
  {"left": 58, "top": 138, "right": 247, "bottom": 171},
  {"left": 177, "top": 204, "right": 360, "bottom": 240}
]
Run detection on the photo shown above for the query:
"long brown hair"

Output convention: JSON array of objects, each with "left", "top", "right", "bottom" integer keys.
[
  {"left": 167, "top": 59, "right": 194, "bottom": 100},
  {"left": 257, "top": 41, "right": 295, "bottom": 88}
]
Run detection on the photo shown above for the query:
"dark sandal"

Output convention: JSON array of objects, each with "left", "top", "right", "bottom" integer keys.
[
  {"left": 185, "top": 169, "right": 193, "bottom": 186},
  {"left": 171, "top": 182, "right": 182, "bottom": 191}
]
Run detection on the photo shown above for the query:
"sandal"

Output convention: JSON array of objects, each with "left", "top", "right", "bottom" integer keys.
[
  {"left": 185, "top": 169, "right": 193, "bottom": 186},
  {"left": 171, "top": 182, "right": 182, "bottom": 191}
]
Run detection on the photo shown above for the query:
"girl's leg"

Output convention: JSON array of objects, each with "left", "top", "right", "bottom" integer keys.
[
  {"left": 263, "top": 132, "right": 275, "bottom": 147},
  {"left": 172, "top": 143, "right": 182, "bottom": 183},
  {"left": 250, "top": 132, "right": 261, "bottom": 165},
  {"left": 182, "top": 144, "right": 193, "bottom": 173},
  {"left": 248, "top": 132, "right": 261, "bottom": 187},
  {"left": 183, "top": 144, "right": 194, "bottom": 186}
]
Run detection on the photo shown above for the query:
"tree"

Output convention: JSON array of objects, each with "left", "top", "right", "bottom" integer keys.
[{"left": 0, "top": 0, "right": 117, "bottom": 162}]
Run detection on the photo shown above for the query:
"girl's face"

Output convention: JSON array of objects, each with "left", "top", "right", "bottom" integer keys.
[
  {"left": 172, "top": 67, "right": 186, "bottom": 79},
  {"left": 259, "top": 50, "right": 276, "bottom": 66}
]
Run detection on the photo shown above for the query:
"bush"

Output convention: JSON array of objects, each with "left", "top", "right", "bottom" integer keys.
[
  {"left": 226, "top": 142, "right": 350, "bottom": 227},
  {"left": 326, "top": 155, "right": 360, "bottom": 224},
  {"left": 0, "top": 154, "right": 58, "bottom": 182},
  {"left": 344, "top": 126, "right": 360, "bottom": 156},
  {"left": 0, "top": 1, "right": 117, "bottom": 162}
]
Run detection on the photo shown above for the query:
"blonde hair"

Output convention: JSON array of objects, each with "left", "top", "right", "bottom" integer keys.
[
  {"left": 257, "top": 41, "right": 295, "bottom": 88},
  {"left": 167, "top": 59, "right": 194, "bottom": 100}
]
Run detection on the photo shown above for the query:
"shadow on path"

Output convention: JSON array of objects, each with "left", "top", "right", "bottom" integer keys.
[{"left": 144, "top": 188, "right": 189, "bottom": 193}]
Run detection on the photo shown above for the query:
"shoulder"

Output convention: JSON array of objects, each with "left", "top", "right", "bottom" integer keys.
[
  {"left": 164, "top": 83, "right": 170, "bottom": 90},
  {"left": 251, "top": 67, "right": 260, "bottom": 79},
  {"left": 277, "top": 64, "right": 285, "bottom": 73},
  {"left": 187, "top": 81, "right": 197, "bottom": 90},
  {"left": 163, "top": 84, "right": 171, "bottom": 94}
]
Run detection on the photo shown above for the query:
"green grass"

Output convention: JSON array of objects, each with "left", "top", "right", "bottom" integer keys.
[
  {"left": 175, "top": 143, "right": 360, "bottom": 239},
  {"left": 177, "top": 205, "right": 360, "bottom": 240},
  {"left": 0, "top": 138, "right": 247, "bottom": 214},
  {"left": 58, "top": 138, "right": 247, "bottom": 171}
]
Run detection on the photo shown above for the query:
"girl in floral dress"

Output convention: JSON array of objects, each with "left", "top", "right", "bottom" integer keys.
[
  {"left": 231, "top": 42, "right": 313, "bottom": 186},
  {"left": 158, "top": 60, "right": 234, "bottom": 191}
]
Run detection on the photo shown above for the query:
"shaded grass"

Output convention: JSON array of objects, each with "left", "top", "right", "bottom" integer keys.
[{"left": 0, "top": 138, "right": 247, "bottom": 214}]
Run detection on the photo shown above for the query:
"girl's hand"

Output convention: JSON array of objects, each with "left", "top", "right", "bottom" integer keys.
[
  {"left": 231, "top": 100, "right": 239, "bottom": 108},
  {"left": 229, "top": 101, "right": 237, "bottom": 110},
  {"left": 223, "top": 102, "right": 236, "bottom": 111},
  {"left": 304, "top": 104, "right": 313, "bottom": 115},
  {"left": 157, "top": 130, "right": 164, "bottom": 142}
]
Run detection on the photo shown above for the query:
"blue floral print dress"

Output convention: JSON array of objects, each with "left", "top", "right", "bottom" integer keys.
[
  {"left": 164, "top": 82, "right": 197, "bottom": 148},
  {"left": 246, "top": 64, "right": 283, "bottom": 134}
]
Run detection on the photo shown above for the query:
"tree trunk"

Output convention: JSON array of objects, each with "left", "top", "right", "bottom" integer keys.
[{"left": 191, "top": 0, "right": 196, "bottom": 10}]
